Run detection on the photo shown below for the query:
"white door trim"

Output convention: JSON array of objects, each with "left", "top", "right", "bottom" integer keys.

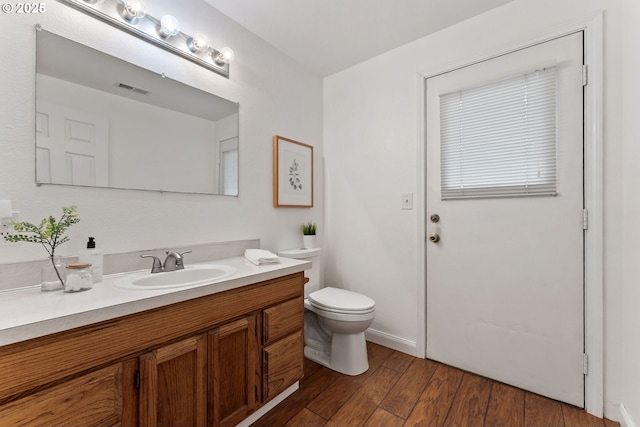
[{"left": 415, "top": 12, "right": 604, "bottom": 417}]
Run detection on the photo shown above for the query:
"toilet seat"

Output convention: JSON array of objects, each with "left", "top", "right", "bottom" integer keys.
[{"left": 308, "top": 287, "right": 375, "bottom": 315}]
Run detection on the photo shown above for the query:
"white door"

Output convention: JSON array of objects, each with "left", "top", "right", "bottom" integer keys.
[
  {"left": 36, "top": 101, "right": 109, "bottom": 187},
  {"left": 219, "top": 136, "right": 238, "bottom": 195},
  {"left": 425, "top": 32, "right": 584, "bottom": 406}
]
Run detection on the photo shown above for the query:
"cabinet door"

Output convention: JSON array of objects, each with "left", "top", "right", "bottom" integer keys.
[
  {"left": 209, "top": 315, "right": 259, "bottom": 427},
  {"left": 140, "top": 334, "right": 207, "bottom": 427},
  {"left": 263, "top": 330, "right": 304, "bottom": 402},
  {"left": 0, "top": 361, "right": 135, "bottom": 427},
  {"left": 263, "top": 297, "right": 303, "bottom": 345}
]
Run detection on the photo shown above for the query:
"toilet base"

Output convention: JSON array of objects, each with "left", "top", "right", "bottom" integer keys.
[
  {"left": 304, "top": 331, "right": 369, "bottom": 376},
  {"left": 304, "top": 346, "right": 331, "bottom": 369}
]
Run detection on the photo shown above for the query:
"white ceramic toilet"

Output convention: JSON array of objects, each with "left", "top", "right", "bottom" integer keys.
[{"left": 278, "top": 248, "right": 375, "bottom": 376}]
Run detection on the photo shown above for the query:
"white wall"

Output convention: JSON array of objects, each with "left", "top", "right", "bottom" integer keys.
[
  {"left": 622, "top": 0, "right": 640, "bottom": 425},
  {"left": 324, "top": 0, "right": 625, "bottom": 419},
  {"left": 0, "top": 0, "right": 323, "bottom": 263}
]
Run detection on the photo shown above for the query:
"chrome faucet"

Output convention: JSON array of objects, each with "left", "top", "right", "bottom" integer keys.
[
  {"left": 140, "top": 254, "right": 163, "bottom": 273},
  {"left": 163, "top": 250, "right": 192, "bottom": 272},
  {"left": 140, "top": 250, "right": 191, "bottom": 273}
]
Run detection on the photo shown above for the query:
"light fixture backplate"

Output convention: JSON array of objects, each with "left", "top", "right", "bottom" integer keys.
[{"left": 59, "top": 0, "right": 230, "bottom": 78}]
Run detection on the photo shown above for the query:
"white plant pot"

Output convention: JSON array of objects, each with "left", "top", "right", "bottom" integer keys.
[{"left": 302, "top": 234, "right": 317, "bottom": 249}]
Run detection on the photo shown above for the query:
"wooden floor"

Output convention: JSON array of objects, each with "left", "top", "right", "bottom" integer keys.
[{"left": 251, "top": 342, "right": 619, "bottom": 427}]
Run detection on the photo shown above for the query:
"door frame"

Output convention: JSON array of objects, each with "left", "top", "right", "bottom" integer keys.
[{"left": 415, "top": 13, "right": 604, "bottom": 417}]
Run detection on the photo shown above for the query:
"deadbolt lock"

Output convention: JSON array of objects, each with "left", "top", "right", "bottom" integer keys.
[
  {"left": 429, "top": 233, "right": 440, "bottom": 243},
  {"left": 430, "top": 214, "right": 440, "bottom": 223}
]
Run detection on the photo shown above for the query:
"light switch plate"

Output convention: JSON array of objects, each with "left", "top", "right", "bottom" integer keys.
[{"left": 402, "top": 193, "right": 413, "bottom": 210}]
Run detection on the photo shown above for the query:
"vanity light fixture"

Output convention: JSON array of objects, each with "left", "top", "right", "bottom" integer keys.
[
  {"left": 120, "top": 0, "right": 146, "bottom": 22},
  {"left": 59, "top": 0, "right": 233, "bottom": 78},
  {"left": 215, "top": 47, "right": 235, "bottom": 65},
  {"left": 188, "top": 33, "right": 209, "bottom": 53},
  {"left": 158, "top": 15, "right": 179, "bottom": 38}
]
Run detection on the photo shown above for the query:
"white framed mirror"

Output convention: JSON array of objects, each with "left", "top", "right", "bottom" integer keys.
[{"left": 35, "top": 27, "right": 239, "bottom": 195}]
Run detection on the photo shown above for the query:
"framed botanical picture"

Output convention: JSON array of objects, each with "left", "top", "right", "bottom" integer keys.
[{"left": 273, "top": 135, "right": 314, "bottom": 207}]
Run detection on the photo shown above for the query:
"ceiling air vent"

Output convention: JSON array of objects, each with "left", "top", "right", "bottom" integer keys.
[{"left": 115, "top": 82, "right": 151, "bottom": 96}]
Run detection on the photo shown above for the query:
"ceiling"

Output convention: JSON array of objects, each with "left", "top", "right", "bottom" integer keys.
[{"left": 203, "top": 0, "right": 515, "bottom": 77}]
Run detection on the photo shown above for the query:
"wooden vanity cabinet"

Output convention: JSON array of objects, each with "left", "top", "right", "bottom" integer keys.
[
  {"left": 139, "top": 334, "right": 207, "bottom": 427},
  {"left": 262, "top": 297, "right": 304, "bottom": 402},
  {"left": 0, "top": 272, "right": 304, "bottom": 427},
  {"left": 209, "top": 314, "right": 260, "bottom": 427},
  {"left": 0, "top": 360, "right": 137, "bottom": 427},
  {"left": 138, "top": 315, "right": 261, "bottom": 427}
]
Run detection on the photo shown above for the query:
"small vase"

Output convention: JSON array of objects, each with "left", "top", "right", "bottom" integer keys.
[
  {"left": 302, "top": 234, "right": 317, "bottom": 249},
  {"left": 41, "top": 256, "right": 64, "bottom": 292}
]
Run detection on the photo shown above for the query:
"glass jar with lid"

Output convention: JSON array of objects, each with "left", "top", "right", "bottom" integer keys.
[{"left": 64, "top": 263, "right": 93, "bottom": 292}]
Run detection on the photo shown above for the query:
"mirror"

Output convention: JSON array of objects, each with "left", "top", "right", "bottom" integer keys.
[{"left": 35, "top": 28, "right": 239, "bottom": 195}]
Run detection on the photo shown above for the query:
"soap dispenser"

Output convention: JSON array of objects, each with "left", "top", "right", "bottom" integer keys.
[{"left": 79, "top": 237, "right": 103, "bottom": 283}]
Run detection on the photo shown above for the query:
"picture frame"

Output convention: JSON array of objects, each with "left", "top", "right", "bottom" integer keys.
[{"left": 273, "top": 135, "right": 314, "bottom": 207}]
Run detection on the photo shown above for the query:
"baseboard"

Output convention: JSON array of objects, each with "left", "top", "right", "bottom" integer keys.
[
  {"left": 365, "top": 328, "right": 417, "bottom": 356},
  {"left": 235, "top": 382, "right": 299, "bottom": 427},
  {"left": 619, "top": 404, "right": 638, "bottom": 427}
]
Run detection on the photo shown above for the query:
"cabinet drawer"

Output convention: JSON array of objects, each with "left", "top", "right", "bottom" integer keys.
[
  {"left": 263, "top": 297, "right": 303, "bottom": 345},
  {"left": 0, "top": 363, "right": 125, "bottom": 427},
  {"left": 263, "top": 330, "right": 303, "bottom": 402}
]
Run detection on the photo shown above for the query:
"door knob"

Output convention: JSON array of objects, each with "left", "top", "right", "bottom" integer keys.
[{"left": 429, "top": 233, "right": 440, "bottom": 243}]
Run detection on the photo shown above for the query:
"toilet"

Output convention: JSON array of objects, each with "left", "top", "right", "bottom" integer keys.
[{"left": 278, "top": 248, "right": 375, "bottom": 376}]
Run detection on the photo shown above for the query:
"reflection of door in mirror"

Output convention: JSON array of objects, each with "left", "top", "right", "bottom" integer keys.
[
  {"left": 219, "top": 137, "right": 238, "bottom": 196},
  {"left": 35, "top": 29, "right": 239, "bottom": 195},
  {"left": 36, "top": 100, "right": 109, "bottom": 187}
]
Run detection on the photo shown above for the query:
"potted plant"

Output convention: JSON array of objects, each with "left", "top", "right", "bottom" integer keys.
[
  {"left": 301, "top": 221, "right": 317, "bottom": 249},
  {"left": 4, "top": 206, "right": 80, "bottom": 291}
]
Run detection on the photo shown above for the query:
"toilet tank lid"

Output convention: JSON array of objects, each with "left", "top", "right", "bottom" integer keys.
[
  {"left": 278, "top": 247, "right": 321, "bottom": 259},
  {"left": 308, "top": 287, "right": 375, "bottom": 312}
]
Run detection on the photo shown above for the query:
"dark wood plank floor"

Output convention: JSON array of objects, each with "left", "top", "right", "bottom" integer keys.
[{"left": 251, "top": 342, "right": 620, "bottom": 427}]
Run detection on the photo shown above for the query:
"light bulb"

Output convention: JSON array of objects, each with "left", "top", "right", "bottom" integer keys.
[
  {"left": 159, "top": 15, "right": 180, "bottom": 38},
  {"left": 188, "top": 33, "right": 209, "bottom": 52},
  {"left": 121, "top": 0, "right": 146, "bottom": 22},
  {"left": 214, "top": 47, "right": 235, "bottom": 65}
]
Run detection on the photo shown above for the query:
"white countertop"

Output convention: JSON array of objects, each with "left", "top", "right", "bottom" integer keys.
[{"left": 0, "top": 256, "right": 310, "bottom": 347}]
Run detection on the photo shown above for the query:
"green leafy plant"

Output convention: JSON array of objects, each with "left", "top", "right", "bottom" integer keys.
[
  {"left": 4, "top": 206, "right": 80, "bottom": 285},
  {"left": 301, "top": 221, "right": 317, "bottom": 235}
]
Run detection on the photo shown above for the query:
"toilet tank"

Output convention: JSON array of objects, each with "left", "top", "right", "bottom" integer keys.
[{"left": 277, "top": 247, "right": 321, "bottom": 297}]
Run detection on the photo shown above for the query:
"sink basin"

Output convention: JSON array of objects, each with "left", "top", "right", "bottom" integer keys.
[{"left": 115, "top": 264, "right": 237, "bottom": 290}]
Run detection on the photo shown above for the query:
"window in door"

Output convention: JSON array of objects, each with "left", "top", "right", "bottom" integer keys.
[{"left": 439, "top": 67, "right": 557, "bottom": 199}]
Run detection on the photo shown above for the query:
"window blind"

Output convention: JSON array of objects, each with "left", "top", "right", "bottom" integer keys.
[{"left": 439, "top": 67, "right": 557, "bottom": 199}]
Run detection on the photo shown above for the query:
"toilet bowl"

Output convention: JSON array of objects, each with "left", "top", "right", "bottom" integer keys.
[
  {"left": 278, "top": 248, "right": 376, "bottom": 376},
  {"left": 305, "top": 287, "right": 375, "bottom": 375}
]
